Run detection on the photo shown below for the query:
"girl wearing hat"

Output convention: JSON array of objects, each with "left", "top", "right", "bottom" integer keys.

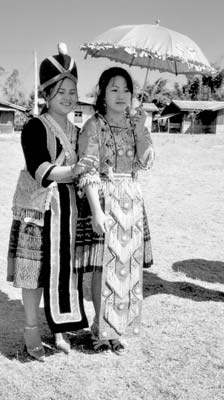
[
  {"left": 74, "top": 67, "right": 154, "bottom": 353},
  {"left": 7, "top": 44, "right": 89, "bottom": 361}
]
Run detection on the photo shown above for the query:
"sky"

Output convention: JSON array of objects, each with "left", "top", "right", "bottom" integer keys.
[{"left": 0, "top": 0, "right": 224, "bottom": 99}]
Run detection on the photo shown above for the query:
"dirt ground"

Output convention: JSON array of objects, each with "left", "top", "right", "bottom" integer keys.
[{"left": 0, "top": 132, "right": 224, "bottom": 400}]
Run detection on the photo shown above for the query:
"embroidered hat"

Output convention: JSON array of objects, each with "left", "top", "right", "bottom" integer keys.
[{"left": 39, "top": 43, "right": 78, "bottom": 91}]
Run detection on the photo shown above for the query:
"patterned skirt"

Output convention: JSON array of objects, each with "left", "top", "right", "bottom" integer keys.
[
  {"left": 75, "top": 179, "right": 153, "bottom": 273},
  {"left": 7, "top": 183, "right": 88, "bottom": 333},
  {"left": 7, "top": 218, "right": 46, "bottom": 289},
  {"left": 74, "top": 175, "right": 153, "bottom": 339}
]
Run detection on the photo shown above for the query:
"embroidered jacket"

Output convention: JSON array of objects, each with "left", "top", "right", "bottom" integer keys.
[
  {"left": 12, "top": 114, "right": 79, "bottom": 226},
  {"left": 77, "top": 113, "right": 154, "bottom": 188}
]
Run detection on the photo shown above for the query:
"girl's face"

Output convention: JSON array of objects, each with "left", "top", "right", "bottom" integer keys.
[
  {"left": 104, "top": 75, "right": 132, "bottom": 115},
  {"left": 48, "top": 78, "right": 78, "bottom": 116}
]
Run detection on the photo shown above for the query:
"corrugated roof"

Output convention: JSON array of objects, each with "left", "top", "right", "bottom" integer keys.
[
  {"left": 142, "top": 103, "right": 159, "bottom": 112},
  {"left": 0, "top": 99, "right": 27, "bottom": 112},
  {"left": 154, "top": 112, "right": 181, "bottom": 120},
  {"left": 132, "top": 98, "right": 159, "bottom": 112},
  {"left": 172, "top": 100, "right": 224, "bottom": 112},
  {"left": 0, "top": 107, "right": 16, "bottom": 112},
  {"left": 78, "top": 97, "right": 95, "bottom": 105}
]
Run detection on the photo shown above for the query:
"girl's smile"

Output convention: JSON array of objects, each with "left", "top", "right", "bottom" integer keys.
[{"left": 48, "top": 78, "right": 78, "bottom": 116}]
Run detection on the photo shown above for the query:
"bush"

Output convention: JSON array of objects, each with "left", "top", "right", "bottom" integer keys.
[{"left": 14, "top": 111, "right": 29, "bottom": 131}]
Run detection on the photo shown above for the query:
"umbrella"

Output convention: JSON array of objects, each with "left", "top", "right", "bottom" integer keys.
[{"left": 81, "top": 21, "right": 214, "bottom": 101}]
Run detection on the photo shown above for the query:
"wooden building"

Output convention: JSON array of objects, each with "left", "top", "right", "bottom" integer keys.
[
  {"left": 0, "top": 100, "right": 27, "bottom": 133},
  {"left": 68, "top": 97, "right": 95, "bottom": 128},
  {"left": 133, "top": 100, "right": 159, "bottom": 131},
  {"left": 160, "top": 100, "right": 224, "bottom": 134}
]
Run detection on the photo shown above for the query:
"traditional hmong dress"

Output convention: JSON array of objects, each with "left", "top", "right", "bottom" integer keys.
[
  {"left": 74, "top": 113, "right": 154, "bottom": 340},
  {"left": 7, "top": 114, "right": 88, "bottom": 333}
]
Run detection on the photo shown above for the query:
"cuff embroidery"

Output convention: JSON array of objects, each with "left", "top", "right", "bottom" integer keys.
[{"left": 35, "top": 162, "right": 55, "bottom": 186}]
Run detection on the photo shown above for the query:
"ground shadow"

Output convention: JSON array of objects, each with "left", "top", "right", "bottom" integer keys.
[
  {"left": 0, "top": 290, "right": 52, "bottom": 362},
  {"left": 172, "top": 259, "right": 224, "bottom": 285},
  {"left": 0, "top": 290, "right": 94, "bottom": 361},
  {"left": 40, "top": 328, "right": 96, "bottom": 356},
  {"left": 68, "top": 330, "right": 96, "bottom": 354},
  {"left": 143, "top": 271, "right": 224, "bottom": 302}
]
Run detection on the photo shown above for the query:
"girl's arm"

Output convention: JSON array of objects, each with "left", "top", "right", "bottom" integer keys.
[
  {"left": 76, "top": 116, "right": 108, "bottom": 235},
  {"left": 46, "top": 165, "right": 75, "bottom": 183},
  {"left": 85, "top": 185, "right": 108, "bottom": 235},
  {"left": 132, "top": 107, "right": 155, "bottom": 169}
]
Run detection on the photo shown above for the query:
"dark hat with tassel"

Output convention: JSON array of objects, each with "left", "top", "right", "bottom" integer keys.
[{"left": 39, "top": 43, "right": 78, "bottom": 91}]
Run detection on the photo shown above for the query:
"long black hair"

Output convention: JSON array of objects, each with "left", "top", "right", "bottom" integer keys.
[{"left": 95, "top": 67, "right": 134, "bottom": 116}]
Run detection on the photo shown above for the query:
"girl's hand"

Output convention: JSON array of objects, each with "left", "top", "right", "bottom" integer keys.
[
  {"left": 132, "top": 106, "right": 146, "bottom": 136},
  {"left": 91, "top": 209, "right": 108, "bottom": 235}
]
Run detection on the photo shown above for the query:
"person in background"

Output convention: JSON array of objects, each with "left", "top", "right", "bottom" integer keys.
[
  {"left": 7, "top": 43, "right": 89, "bottom": 361},
  {"left": 74, "top": 67, "right": 154, "bottom": 353}
]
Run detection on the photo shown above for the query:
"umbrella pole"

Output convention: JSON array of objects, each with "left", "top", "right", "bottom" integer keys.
[{"left": 140, "top": 68, "right": 149, "bottom": 105}]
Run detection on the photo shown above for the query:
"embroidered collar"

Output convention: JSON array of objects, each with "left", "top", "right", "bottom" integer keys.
[{"left": 38, "top": 114, "right": 77, "bottom": 165}]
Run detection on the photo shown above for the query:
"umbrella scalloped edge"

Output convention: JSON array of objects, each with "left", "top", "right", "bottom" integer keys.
[{"left": 80, "top": 43, "right": 215, "bottom": 74}]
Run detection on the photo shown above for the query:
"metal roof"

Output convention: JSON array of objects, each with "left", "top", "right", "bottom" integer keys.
[
  {"left": 0, "top": 99, "right": 27, "bottom": 112},
  {"left": 142, "top": 103, "right": 159, "bottom": 112},
  {"left": 172, "top": 100, "right": 224, "bottom": 112},
  {"left": 132, "top": 98, "right": 159, "bottom": 112},
  {"left": 0, "top": 107, "right": 16, "bottom": 112},
  {"left": 154, "top": 112, "right": 181, "bottom": 120},
  {"left": 77, "top": 97, "right": 95, "bottom": 106}
]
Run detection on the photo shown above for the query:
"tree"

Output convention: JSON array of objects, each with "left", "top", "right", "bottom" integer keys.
[
  {"left": 167, "top": 71, "right": 224, "bottom": 102},
  {"left": 180, "top": 71, "right": 224, "bottom": 101},
  {"left": 172, "top": 82, "right": 185, "bottom": 100},
  {"left": 0, "top": 66, "right": 5, "bottom": 75},
  {"left": 137, "top": 78, "right": 172, "bottom": 108},
  {"left": 2, "top": 69, "right": 26, "bottom": 106},
  {"left": 202, "top": 70, "right": 224, "bottom": 100},
  {"left": 181, "top": 76, "right": 202, "bottom": 100}
]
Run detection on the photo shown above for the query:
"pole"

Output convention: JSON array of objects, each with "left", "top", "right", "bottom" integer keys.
[
  {"left": 140, "top": 68, "right": 149, "bottom": 105},
  {"left": 33, "top": 50, "right": 38, "bottom": 115}
]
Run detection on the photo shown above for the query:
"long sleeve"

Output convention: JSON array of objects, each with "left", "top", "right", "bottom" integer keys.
[
  {"left": 75, "top": 117, "right": 101, "bottom": 188},
  {"left": 21, "top": 118, "right": 55, "bottom": 187}
]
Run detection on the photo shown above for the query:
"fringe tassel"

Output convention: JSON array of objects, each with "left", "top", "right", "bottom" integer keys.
[
  {"left": 12, "top": 207, "right": 45, "bottom": 226},
  {"left": 79, "top": 174, "right": 101, "bottom": 189}
]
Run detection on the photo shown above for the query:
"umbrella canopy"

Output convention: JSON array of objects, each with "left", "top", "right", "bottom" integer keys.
[{"left": 81, "top": 22, "right": 213, "bottom": 75}]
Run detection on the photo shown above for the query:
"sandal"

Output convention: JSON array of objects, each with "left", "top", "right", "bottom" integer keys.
[
  {"left": 92, "top": 338, "right": 112, "bottom": 352},
  {"left": 55, "top": 333, "right": 71, "bottom": 354},
  {"left": 90, "top": 319, "right": 111, "bottom": 352},
  {"left": 24, "top": 326, "right": 45, "bottom": 362},
  {"left": 109, "top": 339, "right": 125, "bottom": 355}
]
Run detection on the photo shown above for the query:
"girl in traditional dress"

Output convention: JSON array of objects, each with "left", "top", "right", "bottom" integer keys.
[
  {"left": 7, "top": 44, "right": 89, "bottom": 361},
  {"left": 75, "top": 67, "right": 154, "bottom": 353}
]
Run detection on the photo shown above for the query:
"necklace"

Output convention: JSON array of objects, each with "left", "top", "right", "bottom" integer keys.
[{"left": 104, "top": 114, "right": 128, "bottom": 128}]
